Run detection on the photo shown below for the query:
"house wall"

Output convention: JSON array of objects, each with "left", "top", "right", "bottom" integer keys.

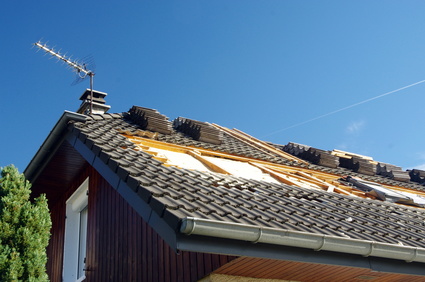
[
  {"left": 45, "top": 164, "right": 236, "bottom": 282},
  {"left": 46, "top": 163, "right": 90, "bottom": 282}
]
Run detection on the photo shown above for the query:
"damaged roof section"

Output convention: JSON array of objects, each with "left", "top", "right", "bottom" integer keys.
[
  {"left": 113, "top": 106, "right": 425, "bottom": 208},
  {"left": 282, "top": 143, "right": 421, "bottom": 186},
  {"left": 344, "top": 176, "right": 425, "bottom": 207},
  {"left": 119, "top": 120, "right": 425, "bottom": 209}
]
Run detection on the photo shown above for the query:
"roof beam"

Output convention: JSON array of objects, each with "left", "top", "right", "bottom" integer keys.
[{"left": 187, "top": 150, "right": 231, "bottom": 175}]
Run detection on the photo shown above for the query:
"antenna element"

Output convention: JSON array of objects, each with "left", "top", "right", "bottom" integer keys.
[{"left": 34, "top": 41, "right": 96, "bottom": 114}]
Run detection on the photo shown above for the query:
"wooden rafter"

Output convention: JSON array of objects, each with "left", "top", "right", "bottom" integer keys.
[
  {"left": 249, "top": 162, "right": 305, "bottom": 187},
  {"left": 250, "top": 162, "right": 353, "bottom": 195},
  {"left": 187, "top": 150, "right": 231, "bottom": 175}
]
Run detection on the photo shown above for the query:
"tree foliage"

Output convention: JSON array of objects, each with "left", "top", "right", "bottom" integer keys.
[{"left": 0, "top": 165, "right": 51, "bottom": 281}]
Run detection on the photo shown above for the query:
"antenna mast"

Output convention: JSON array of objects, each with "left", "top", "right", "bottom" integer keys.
[{"left": 34, "top": 41, "right": 95, "bottom": 114}]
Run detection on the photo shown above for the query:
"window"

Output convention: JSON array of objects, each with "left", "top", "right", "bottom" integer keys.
[{"left": 63, "top": 178, "right": 89, "bottom": 282}]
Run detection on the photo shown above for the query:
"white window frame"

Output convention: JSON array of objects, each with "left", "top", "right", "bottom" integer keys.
[{"left": 63, "top": 177, "right": 89, "bottom": 282}]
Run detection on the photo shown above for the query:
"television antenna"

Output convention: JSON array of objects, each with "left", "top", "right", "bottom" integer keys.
[{"left": 33, "top": 41, "right": 96, "bottom": 114}]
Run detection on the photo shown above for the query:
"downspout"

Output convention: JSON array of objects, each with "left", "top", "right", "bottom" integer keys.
[{"left": 180, "top": 217, "right": 425, "bottom": 263}]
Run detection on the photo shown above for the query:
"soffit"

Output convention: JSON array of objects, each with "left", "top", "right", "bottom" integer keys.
[
  {"left": 30, "top": 140, "right": 88, "bottom": 205},
  {"left": 214, "top": 257, "right": 425, "bottom": 282}
]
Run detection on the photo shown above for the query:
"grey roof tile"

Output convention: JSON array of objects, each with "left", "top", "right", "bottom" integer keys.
[
  {"left": 107, "top": 158, "right": 120, "bottom": 172},
  {"left": 150, "top": 194, "right": 185, "bottom": 213},
  {"left": 98, "top": 150, "right": 111, "bottom": 163},
  {"left": 68, "top": 110, "right": 425, "bottom": 249},
  {"left": 162, "top": 209, "right": 189, "bottom": 230},
  {"left": 139, "top": 169, "right": 157, "bottom": 179},
  {"left": 136, "top": 185, "right": 152, "bottom": 202},
  {"left": 155, "top": 171, "right": 172, "bottom": 181},
  {"left": 153, "top": 178, "right": 170, "bottom": 189},
  {"left": 116, "top": 166, "right": 130, "bottom": 181},
  {"left": 126, "top": 175, "right": 140, "bottom": 192},
  {"left": 132, "top": 174, "right": 155, "bottom": 187}
]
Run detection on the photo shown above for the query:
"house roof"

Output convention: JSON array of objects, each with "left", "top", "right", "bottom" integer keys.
[{"left": 25, "top": 104, "right": 425, "bottom": 275}]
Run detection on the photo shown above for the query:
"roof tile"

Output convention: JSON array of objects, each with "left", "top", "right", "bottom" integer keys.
[{"left": 68, "top": 109, "right": 425, "bottom": 249}]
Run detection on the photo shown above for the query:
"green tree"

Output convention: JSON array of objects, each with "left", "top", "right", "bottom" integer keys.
[{"left": 0, "top": 165, "right": 51, "bottom": 281}]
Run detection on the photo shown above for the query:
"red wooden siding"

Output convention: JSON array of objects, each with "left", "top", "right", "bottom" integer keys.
[
  {"left": 44, "top": 165, "right": 236, "bottom": 282},
  {"left": 45, "top": 197, "right": 65, "bottom": 282},
  {"left": 45, "top": 163, "right": 91, "bottom": 282}
]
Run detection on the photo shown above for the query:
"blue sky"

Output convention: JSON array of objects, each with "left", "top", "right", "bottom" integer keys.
[{"left": 2, "top": 1, "right": 425, "bottom": 172}]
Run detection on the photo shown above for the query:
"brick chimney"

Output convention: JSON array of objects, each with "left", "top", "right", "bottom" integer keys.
[{"left": 77, "top": 89, "right": 111, "bottom": 115}]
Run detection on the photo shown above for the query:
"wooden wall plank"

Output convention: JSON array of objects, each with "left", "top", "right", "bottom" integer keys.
[{"left": 43, "top": 164, "right": 236, "bottom": 282}]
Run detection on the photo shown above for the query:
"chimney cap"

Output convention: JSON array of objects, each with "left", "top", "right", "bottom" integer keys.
[
  {"left": 77, "top": 89, "right": 111, "bottom": 115},
  {"left": 79, "top": 89, "right": 108, "bottom": 101}
]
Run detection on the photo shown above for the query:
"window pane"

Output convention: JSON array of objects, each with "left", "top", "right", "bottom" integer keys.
[{"left": 77, "top": 206, "right": 88, "bottom": 278}]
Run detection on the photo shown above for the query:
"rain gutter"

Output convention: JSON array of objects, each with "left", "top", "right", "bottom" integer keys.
[
  {"left": 180, "top": 217, "right": 425, "bottom": 263},
  {"left": 24, "top": 111, "right": 87, "bottom": 182}
]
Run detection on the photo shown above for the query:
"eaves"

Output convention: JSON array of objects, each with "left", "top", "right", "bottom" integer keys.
[{"left": 24, "top": 111, "right": 87, "bottom": 183}]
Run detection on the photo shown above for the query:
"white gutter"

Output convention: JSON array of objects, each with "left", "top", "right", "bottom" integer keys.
[{"left": 180, "top": 217, "right": 425, "bottom": 263}]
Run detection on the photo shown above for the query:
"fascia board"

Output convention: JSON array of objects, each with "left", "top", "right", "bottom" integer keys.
[{"left": 24, "top": 111, "right": 87, "bottom": 182}]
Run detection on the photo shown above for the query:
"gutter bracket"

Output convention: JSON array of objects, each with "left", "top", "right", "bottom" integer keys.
[
  {"left": 364, "top": 241, "right": 375, "bottom": 257},
  {"left": 186, "top": 218, "right": 196, "bottom": 235},
  {"left": 252, "top": 228, "right": 263, "bottom": 244},
  {"left": 406, "top": 248, "right": 418, "bottom": 263},
  {"left": 315, "top": 235, "right": 327, "bottom": 251}
]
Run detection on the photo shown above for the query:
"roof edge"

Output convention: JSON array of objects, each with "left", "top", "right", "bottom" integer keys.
[
  {"left": 180, "top": 217, "right": 425, "bottom": 264},
  {"left": 24, "top": 111, "right": 87, "bottom": 182}
]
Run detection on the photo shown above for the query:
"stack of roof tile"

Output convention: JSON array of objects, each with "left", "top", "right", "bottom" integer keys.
[
  {"left": 409, "top": 169, "right": 425, "bottom": 185},
  {"left": 173, "top": 117, "right": 223, "bottom": 145},
  {"left": 352, "top": 157, "right": 376, "bottom": 176},
  {"left": 282, "top": 143, "right": 338, "bottom": 168},
  {"left": 282, "top": 142, "right": 310, "bottom": 157},
  {"left": 310, "top": 149, "right": 339, "bottom": 168},
  {"left": 335, "top": 155, "right": 376, "bottom": 176},
  {"left": 377, "top": 163, "right": 410, "bottom": 182},
  {"left": 126, "top": 106, "right": 173, "bottom": 135}
]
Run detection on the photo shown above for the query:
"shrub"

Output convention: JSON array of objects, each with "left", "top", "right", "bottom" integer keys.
[{"left": 0, "top": 165, "right": 51, "bottom": 281}]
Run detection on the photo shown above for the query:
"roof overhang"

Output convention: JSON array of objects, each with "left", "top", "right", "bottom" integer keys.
[
  {"left": 176, "top": 232, "right": 425, "bottom": 277},
  {"left": 179, "top": 217, "right": 425, "bottom": 275},
  {"left": 24, "top": 111, "right": 87, "bottom": 183}
]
